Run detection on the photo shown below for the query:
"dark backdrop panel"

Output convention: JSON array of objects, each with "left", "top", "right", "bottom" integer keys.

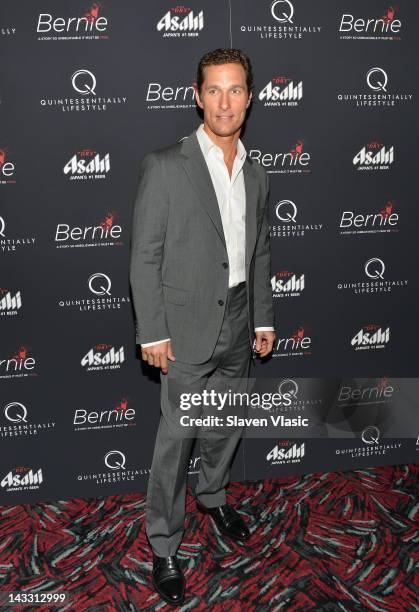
[{"left": 1, "top": 0, "right": 417, "bottom": 504}]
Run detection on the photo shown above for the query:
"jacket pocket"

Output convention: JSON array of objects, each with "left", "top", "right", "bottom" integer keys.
[{"left": 163, "top": 284, "right": 188, "bottom": 305}]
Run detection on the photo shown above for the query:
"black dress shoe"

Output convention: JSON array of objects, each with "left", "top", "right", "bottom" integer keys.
[
  {"left": 196, "top": 500, "right": 250, "bottom": 542},
  {"left": 152, "top": 554, "right": 185, "bottom": 606}
]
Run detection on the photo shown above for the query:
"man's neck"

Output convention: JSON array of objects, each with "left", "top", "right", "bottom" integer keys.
[{"left": 202, "top": 123, "right": 240, "bottom": 163}]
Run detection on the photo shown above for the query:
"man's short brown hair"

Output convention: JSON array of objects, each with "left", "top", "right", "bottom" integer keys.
[{"left": 196, "top": 48, "right": 253, "bottom": 94}]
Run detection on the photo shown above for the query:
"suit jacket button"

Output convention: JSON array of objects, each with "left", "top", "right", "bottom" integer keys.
[
  {"left": 218, "top": 299, "right": 224, "bottom": 306},
  {"left": 222, "top": 262, "right": 228, "bottom": 268}
]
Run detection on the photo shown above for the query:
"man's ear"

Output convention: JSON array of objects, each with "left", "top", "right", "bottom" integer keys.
[
  {"left": 246, "top": 91, "right": 253, "bottom": 108},
  {"left": 194, "top": 83, "right": 204, "bottom": 109}
]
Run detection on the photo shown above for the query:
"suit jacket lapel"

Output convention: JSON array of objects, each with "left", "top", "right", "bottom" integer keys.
[
  {"left": 181, "top": 132, "right": 226, "bottom": 248},
  {"left": 243, "top": 157, "right": 260, "bottom": 271},
  {"left": 181, "top": 130, "right": 260, "bottom": 264}
]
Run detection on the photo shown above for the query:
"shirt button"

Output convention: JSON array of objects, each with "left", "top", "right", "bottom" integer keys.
[
  {"left": 218, "top": 299, "right": 224, "bottom": 306},
  {"left": 222, "top": 262, "right": 228, "bottom": 268}
]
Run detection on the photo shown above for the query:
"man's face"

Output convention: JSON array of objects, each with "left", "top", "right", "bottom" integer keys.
[{"left": 195, "top": 62, "right": 252, "bottom": 137}]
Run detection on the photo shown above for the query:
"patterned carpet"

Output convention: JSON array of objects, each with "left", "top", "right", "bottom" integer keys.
[{"left": 1, "top": 463, "right": 418, "bottom": 611}]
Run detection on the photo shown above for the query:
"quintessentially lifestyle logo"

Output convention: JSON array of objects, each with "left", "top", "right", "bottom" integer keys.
[
  {"left": 156, "top": 6, "right": 204, "bottom": 37},
  {"left": 40, "top": 69, "right": 128, "bottom": 113},
  {"left": 63, "top": 149, "right": 110, "bottom": 180},
  {"left": 337, "top": 67, "right": 413, "bottom": 107},
  {"left": 266, "top": 440, "right": 305, "bottom": 465},
  {"left": 335, "top": 421, "right": 402, "bottom": 459},
  {"left": 81, "top": 343, "right": 125, "bottom": 371},
  {"left": 270, "top": 200, "right": 323, "bottom": 238},
  {"left": 54, "top": 212, "right": 123, "bottom": 249},
  {"left": 271, "top": 270, "right": 305, "bottom": 297},
  {"left": 0, "top": 147, "right": 16, "bottom": 185},
  {"left": 36, "top": 3, "right": 109, "bottom": 41},
  {"left": 275, "top": 379, "right": 323, "bottom": 412},
  {"left": 73, "top": 397, "right": 136, "bottom": 431},
  {"left": 351, "top": 324, "right": 390, "bottom": 351},
  {"left": 145, "top": 81, "right": 195, "bottom": 111},
  {"left": 75, "top": 450, "right": 149, "bottom": 485},
  {"left": 249, "top": 139, "right": 310, "bottom": 174},
  {"left": 0, "top": 346, "right": 37, "bottom": 380},
  {"left": 0, "top": 215, "right": 37, "bottom": 254},
  {"left": 1, "top": 26, "right": 16, "bottom": 37},
  {"left": 338, "top": 6, "right": 402, "bottom": 41},
  {"left": 337, "top": 257, "right": 408, "bottom": 295},
  {"left": 57, "top": 272, "right": 131, "bottom": 312},
  {"left": 352, "top": 141, "right": 394, "bottom": 171},
  {"left": 258, "top": 76, "right": 303, "bottom": 107},
  {"left": 1, "top": 401, "right": 55, "bottom": 438},
  {"left": 0, "top": 288, "right": 22, "bottom": 315},
  {"left": 239, "top": 1, "right": 323, "bottom": 40},
  {"left": 1, "top": 467, "right": 44, "bottom": 492},
  {"left": 339, "top": 200, "right": 399, "bottom": 235}
]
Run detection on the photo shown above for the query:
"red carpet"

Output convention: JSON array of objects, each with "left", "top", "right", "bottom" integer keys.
[{"left": 1, "top": 463, "right": 418, "bottom": 610}]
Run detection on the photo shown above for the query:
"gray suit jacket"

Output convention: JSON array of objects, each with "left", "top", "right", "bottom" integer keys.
[{"left": 129, "top": 128, "right": 274, "bottom": 364}]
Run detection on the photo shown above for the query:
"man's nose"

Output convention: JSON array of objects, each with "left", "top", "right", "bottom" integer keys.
[{"left": 219, "top": 92, "right": 230, "bottom": 109}]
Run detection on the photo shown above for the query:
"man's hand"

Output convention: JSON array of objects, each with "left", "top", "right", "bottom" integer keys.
[
  {"left": 255, "top": 330, "right": 275, "bottom": 358},
  {"left": 141, "top": 340, "right": 175, "bottom": 374}
]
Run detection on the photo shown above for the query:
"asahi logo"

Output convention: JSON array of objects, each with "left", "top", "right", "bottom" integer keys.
[
  {"left": 339, "top": 6, "right": 402, "bottom": 41},
  {"left": 351, "top": 324, "right": 390, "bottom": 351},
  {"left": 1, "top": 467, "right": 43, "bottom": 491},
  {"left": 81, "top": 344, "right": 125, "bottom": 371},
  {"left": 240, "top": 1, "right": 322, "bottom": 40},
  {"left": 0, "top": 147, "right": 16, "bottom": 185},
  {"left": 40, "top": 69, "right": 128, "bottom": 113},
  {"left": 338, "top": 67, "right": 413, "bottom": 107},
  {"left": 271, "top": 271, "right": 305, "bottom": 297},
  {"left": 337, "top": 257, "right": 408, "bottom": 295},
  {"left": 54, "top": 212, "right": 123, "bottom": 249},
  {"left": 0, "top": 288, "right": 22, "bottom": 315},
  {"left": 157, "top": 6, "right": 204, "bottom": 37},
  {"left": 249, "top": 139, "right": 310, "bottom": 174},
  {"left": 258, "top": 76, "right": 303, "bottom": 107},
  {"left": 146, "top": 82, "right": 195, "bottom": 111},
  {"left": 268, "top": 325, "right": 312, "bottom": 358},
  {"left": 76, "top": 450, "right": 149, "bottom": 485},
  {"left": 57, "top": 272, "right": 131, "bottom": 312},
  {"left": 1, "top": 401, "right": 56, "bottom": 438},
  {"left": 353, "top": 141, "right": 394, "bottom": 170},
  {"left": 270, "top": 200, "right": 323, "bottom": 238},
  {"left": 63, "top": 149, "right": 110, "bottom": 180},
  {"left": 0, "top": 346, "right": 37, "bottom": 380},
  {"left": 0, "top": 215, "right": 36, "bottom": 254},
  {"left": 36, "top": 3, "right": 109, "bottom": 41},
  {"left": 267, "top": 441, "right": 305, "bottom": 465},
  {"left": 339, "top": 200, "right": 399, "bottom": 235},
  {"left": 73, "top": 397, "right": 136, "bottom": 431}
]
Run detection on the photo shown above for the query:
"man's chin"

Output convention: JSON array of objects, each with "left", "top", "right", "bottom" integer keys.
[{"left": 210, "top": 122, "right": 242, "bottom": 138}]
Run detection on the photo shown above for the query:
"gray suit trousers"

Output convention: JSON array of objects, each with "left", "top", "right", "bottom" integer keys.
[{"left": 145, "top": 282, "right": 251, "bottom": 557}]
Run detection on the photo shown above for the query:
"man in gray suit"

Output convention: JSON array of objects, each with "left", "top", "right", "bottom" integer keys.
[{"left": 129, "top": 48, "right": 275, "bottom": 605}]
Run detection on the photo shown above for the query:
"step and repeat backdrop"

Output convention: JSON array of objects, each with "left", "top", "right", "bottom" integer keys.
[{"left": 1, "top": 1, "right": 418, "bottom": 503}]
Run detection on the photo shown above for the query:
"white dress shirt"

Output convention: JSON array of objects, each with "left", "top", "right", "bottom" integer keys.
[{"left": 141, "top": 124, "right": 274, "bottom": 347}]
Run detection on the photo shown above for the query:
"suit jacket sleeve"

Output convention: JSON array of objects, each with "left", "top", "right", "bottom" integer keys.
[
  {"left": 253, "top": 171, "right": 275, "bottom": 330},
  {"left": 129, "top": 152, "right": 170, "bottom": 345}
]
